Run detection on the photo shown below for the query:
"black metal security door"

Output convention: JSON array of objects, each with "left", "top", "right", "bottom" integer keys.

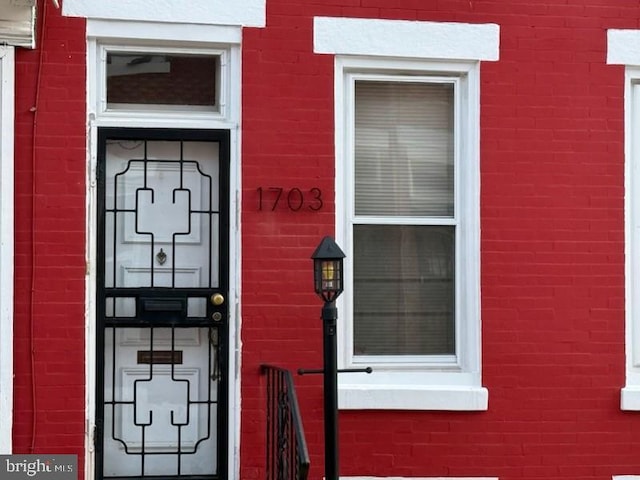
[{"left": 96, "top": 128, "right": 230, "bottom": 480}]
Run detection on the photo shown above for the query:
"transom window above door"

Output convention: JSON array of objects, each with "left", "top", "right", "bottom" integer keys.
[
  {"left": 96, "top": 46, "right": 228, "bottom": 118},
  {"left": 107, "top": 52, "right": 220, "bottom": 110}
]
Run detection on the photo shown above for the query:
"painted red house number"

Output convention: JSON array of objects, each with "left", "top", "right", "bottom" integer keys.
[{"left": 257, "top": 187, "right": 323, "bottom": 211}]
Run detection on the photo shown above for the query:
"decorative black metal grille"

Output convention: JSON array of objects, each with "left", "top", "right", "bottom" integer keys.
[
  {"left": 104, "top": 326, "right": 219, "bottom": 475},
  {"left": 262, "top": 365, "right": 310, "bottom": 480},
  {"left": 107, "top": 157, "right": 214, "bottom": 290},
  {"left": 96, "top": 128, "right": 230, "bottom": 480}
]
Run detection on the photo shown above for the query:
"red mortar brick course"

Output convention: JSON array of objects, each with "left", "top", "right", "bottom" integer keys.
[
  {"left": 11, "top": 1, "right": 640, "bottom": 480},
  {"left": 12, "top": 3, "right": 86, "bottom": 470}
]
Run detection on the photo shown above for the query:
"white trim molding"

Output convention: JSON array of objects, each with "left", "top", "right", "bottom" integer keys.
[
  {"left": 0, "top": 45, "right": 15, "bottom": 454},
  {"left": 608, "top": 31, "right": 640, "bottom": 411},
  {"left": 620, "top": 67, "right": 640, "bottom": 410},
  {"left": 608, "top": 30, "right": 640, "bottom": 66},
  {"left": 86, "top": 20, "right": 242, "bottom": 46},
  {"left": 316, "top": 18, "right": 499, "bottom": 411},
  {"left": 613, "top": 477, "right": 640, "bottom": 480},
  {"left": 314, "top": 17, "right": 499, "bottom": 61},
  {"left": 339, "top": 384, "right": 489, "bottom": 411},
  {"left": 63, "top": 0, "right": 265, "bottom": 28}
]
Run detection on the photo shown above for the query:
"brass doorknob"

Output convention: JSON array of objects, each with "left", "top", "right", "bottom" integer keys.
[{"left": 211, "top": 293, "right": 225, "bottom": 306}]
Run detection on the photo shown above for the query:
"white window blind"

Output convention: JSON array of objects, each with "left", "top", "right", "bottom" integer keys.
[
  {"left": 353, "top": 80, "right": 456, "bottom": 357},
  {"left": 0, "top": 0, "right": 36, "bottom": 49},
  {"left": 354, "top": 81, "right": 454, "bottom": 217}
]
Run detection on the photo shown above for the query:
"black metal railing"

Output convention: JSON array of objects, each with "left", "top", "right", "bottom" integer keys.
[{"left": 261, "top": 365, "right": 310, "bottom": 480}]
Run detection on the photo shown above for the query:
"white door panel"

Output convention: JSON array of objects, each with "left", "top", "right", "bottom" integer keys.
[
  {"left": 98, "top": 130, "right": 228, "bottom": 479},
  {"left": 104, "top": 140, "right": 220, "bottom": 290}
]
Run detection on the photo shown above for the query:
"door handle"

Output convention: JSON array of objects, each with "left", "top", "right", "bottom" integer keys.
[{"left": 210, "top": 293, "right": 225, "bottom": 306}]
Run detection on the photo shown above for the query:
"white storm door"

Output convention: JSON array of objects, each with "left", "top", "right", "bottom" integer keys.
[{"left": 97, "top": 129, "right": 230, "bottom": 480}]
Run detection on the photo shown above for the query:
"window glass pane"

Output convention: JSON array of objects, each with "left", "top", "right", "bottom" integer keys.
[
  {"left": 353, "top": 225, "right": 455, "bottom": 356},
  {"left": 107, "top": 53, "right": 218, "bottom": 108},
  {"left": 355, "top": 81, "right": 454, "bottom": 217}
]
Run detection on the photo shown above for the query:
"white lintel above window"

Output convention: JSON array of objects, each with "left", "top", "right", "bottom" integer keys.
[{"left": 314, "top": 17, "right": 499, "bottom": 61}]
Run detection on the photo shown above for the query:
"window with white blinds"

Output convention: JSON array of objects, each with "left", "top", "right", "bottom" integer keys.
[
  {"left": 353, "top": 79, "right": 456, "bottom": 358},
  {"left": 325, "top": 19, "right": 496, "bottom": 410}
]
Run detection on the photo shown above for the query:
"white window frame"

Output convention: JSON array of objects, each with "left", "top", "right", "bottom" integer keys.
[
  {"left": 607, "top": 29, "right": 640, "bottom": 411},
  {"left": 82, "top": 19, "right": 242, "bottom": 480},
  {"left": 0, "top": 45, "right": 15, "bottom": 454},
  {"left": 96, "top": 44, "right": 230, "bottom": 121},
  {"left": 315, "top": 17, "right": 499, "bottom": 411}
]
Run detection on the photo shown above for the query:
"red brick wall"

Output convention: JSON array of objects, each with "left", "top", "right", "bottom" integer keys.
[
  {"left": 12, "top": 0, "right": 86, "bottom": 469},
  {"left": 10, "top": 1, "right": 640, "bottom": 480},
  {"left": 240, "top": 1, "right": 632, "bottom": 480}
]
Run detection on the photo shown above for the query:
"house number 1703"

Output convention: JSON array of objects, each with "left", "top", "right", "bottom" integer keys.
[{"left": 257, "top": 187, "right": 323, "bottom": 211}]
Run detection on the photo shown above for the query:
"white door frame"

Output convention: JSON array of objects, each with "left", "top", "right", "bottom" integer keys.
[
  {"left": 0, "top": 45, "right": 15, "bottom": 455},
  {"left": 84, "top": 21, "right": 242, "bottom": 480}
]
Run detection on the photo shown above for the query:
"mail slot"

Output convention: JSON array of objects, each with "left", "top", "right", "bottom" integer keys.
[
  {"left": 138, "top": 297, "right": 187, "bottom": 324},
  {"left": 142, "top": 298, "right": 185, "bottom": 312},
  {"left": 137, "top": 350, "right": 183, "bottom": 365}
]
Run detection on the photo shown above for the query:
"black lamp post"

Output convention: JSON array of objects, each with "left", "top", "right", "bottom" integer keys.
[{"left": 311, "top": 236, "right": 345, "bottom": 480}]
